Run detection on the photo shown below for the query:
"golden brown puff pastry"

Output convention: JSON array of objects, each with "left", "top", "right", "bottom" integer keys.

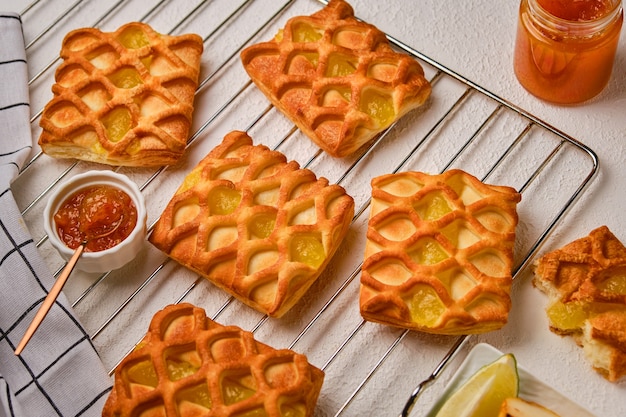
[
  {"left": 102, "top": 303, "right": 324, "bottom": 417},
  {"left": 533, "top": 226, "right": 626, "bottom": 382},
  {"left": 240, "top": 0, "right": 431, "bottom": 158},
  {"left": 149, "top": 131, "right": 354, "bottom": 317},
  {"left": 360, "top": 170, "right": 521, "bottom": 335},
  {"left": 38, "top": 22, "right": 203, "bottom": 167},
  {"left": 498, "top": 398, "right": 562, "bottom": 417}
]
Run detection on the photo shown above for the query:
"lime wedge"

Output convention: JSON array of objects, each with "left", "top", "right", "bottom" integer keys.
[{"left": 434, "top": 353, "right": 519, "bottom": 417}]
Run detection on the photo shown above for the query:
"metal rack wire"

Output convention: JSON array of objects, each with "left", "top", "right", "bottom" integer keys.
[{"left": 14, "top": 0, "right": 599, "bottom": 416}]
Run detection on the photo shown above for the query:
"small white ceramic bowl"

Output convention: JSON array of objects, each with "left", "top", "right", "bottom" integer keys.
[{"left": 43, "top": 170, "right": 147, "bottom": 273}]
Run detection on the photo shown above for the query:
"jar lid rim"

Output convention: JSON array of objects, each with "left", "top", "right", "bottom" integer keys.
[{"left": 528, "top": 0, "right": 623, "bottom": 34}]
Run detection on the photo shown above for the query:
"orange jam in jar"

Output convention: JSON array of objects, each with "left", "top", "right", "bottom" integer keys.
[{"left": 514, "top": 0, "right": 623, "bottom": 104}]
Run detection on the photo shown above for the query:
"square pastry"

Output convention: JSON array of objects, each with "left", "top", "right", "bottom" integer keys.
[
  {"left": 240, "top": 0, "right": 431, "bottom": 158},
  {"left": 38, "top": 22, "right": 203, "bottom": 167},
  {"left": 149, "top": 131, "right": 354, "bottom": 317},
  {"left": 360, "top": 170, "right": 521, "bottom": 335},
  {"left": 102, "top": 303, "right": 325, "bottom": 417}
]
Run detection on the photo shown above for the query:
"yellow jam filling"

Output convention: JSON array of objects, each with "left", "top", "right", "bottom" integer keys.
[
  {"left": 91, "top": 141, "right": 105, "bottom": 156},
  {"left": 102, "top": 107, "right": 132, "bottom": 142},
  {"left": 126, "top": 360, "right": 158, "bottom": 387},
  {"left": 547, "top": 275, "right": 626, "bottom": 333},
  {"left": 236, "top": 408, "right": 268, "bottom": 417},
  {"left": 117, "top": 26, "right": 150, "bottom": 49},
  {"left": 140, "top": 56, "right": 153, "bottom": 70},
  {"left": 326, "top": 54, "right": 357, "bottom": 77},
  {"left": 422, "top": 194, "right": 452, "bottom": 221},
  {"left": 108, "top": 67, "right": 143, "bottom": 89},
  {"left": 209, "top": 186, "right": 241, "bottom": 215},
  {"left": 179, "top": 168, "right": 201, "bottom": 193},
  {"left": 409, "top": 286, "right": 445, "bottom": 327},
  {"left": 411, "top": 239, "right": 448, "bottom": 265},
  {"left": 166, "top": 358, "right": 200, "bottom": 381},
  {"left": 280, "top": 403, "right": 306, "bottom": 417},
  {"left": 177, "top": 383, "right": 212, "bottom": 409},
  {"left": 598, "top": 273, "right": 626, "bottom": 294},
  {"left": 290, "top": 235, "right": 325, "bottom": 268},
  {"left": 546, "top": 300, "right": 587, "bottom": 331},
  {"left": 359, "top": 90, "right": 395, "bottom": 127},
  {"left": 221, "top": 375, "right": 256, "bottom": 405},
  {"left": 249, "top": 213, "right": 276, "bottom": 239},
  {"left": 292, "top": 22, "right": 323, "bottom": 43},
  {"left": 302, "top": 52, "right": 319, "bottom": 67}
]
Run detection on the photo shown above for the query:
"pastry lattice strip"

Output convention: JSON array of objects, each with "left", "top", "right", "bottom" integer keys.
[
  {"left": 360, "top": 170, "right": 521, "bottom": 335},
  {"left": 240, "top": 0, "right": 431, "bottom": 158},
  {"left": 149, "top": 131, "right": 354, "bottom": 317},
  {"left": 102, "top": 303, "right": 324, "bottom": 416},
  {"left": 38, "top": 22, "right": 203, "bottom": 167}
]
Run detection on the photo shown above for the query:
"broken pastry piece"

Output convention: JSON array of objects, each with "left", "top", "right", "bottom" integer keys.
[
  {"left": 240, "top": 0, "right": 431, "bottom": 158},
  {"left": 360, "top": 170, "right": 521, "bottom": 335},
  {"left": 102, "top": 303, "right": 324, "bottom": 417},
  {"left": 39, "top": 22, "right": 203, "bottom": 167},
  {"left": 149, "top": 131, "right": 354, "bottom": 317},
  {"left": 498, "top": 398, "right": 561, "bottom": 417},
  {"left": 533, "top": 226, "right": 626, "bottom": 382}
]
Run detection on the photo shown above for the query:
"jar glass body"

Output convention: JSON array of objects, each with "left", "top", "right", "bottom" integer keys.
[{"left": 514, "top": 0, "right": 623, "bottom": 104}]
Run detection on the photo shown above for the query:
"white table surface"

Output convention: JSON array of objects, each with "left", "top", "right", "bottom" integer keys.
[{"left": 3, "top": 0, "right": 625, "bottom": 416}]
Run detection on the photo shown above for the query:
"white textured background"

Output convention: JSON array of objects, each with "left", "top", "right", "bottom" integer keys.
[{"left": 2, "top": 0, "right": 625, "bottom": 416}]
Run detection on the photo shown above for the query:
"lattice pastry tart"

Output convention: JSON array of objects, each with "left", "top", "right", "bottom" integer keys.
[
  {"left": 360, "top": 170, "right": 521, "bottom": 335},
  {"left": 240, "top": 0, "right": 431, "bottom": 158},
  {"left": 149, "top": 131, "right": 354, "bottom": 317},
  {"left": 102, "top": 303, "right": 324, "bottom": 417},
  {"left": 533, "top": 226, "right": 626, "bottom": 382},
  {"left": 38, "top": 22, "right": 203, "bottom": 167}
]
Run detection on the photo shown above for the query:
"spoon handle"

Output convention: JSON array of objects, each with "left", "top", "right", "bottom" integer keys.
[{"left": 14, "top": 243, "right": 86, "bottom": 355}]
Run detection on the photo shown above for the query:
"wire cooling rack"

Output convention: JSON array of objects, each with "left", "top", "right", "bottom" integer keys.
[{"left": 13, "top": 0, "right": 599, "bottom": 416}]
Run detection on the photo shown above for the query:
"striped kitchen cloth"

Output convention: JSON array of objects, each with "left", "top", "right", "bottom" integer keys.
[{"left": 0, "top": 12, "right": 113, "bottom": 417}]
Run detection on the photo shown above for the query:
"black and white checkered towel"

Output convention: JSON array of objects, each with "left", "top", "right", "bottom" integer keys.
[{"left": 0, "top": 13, "right": 113, "bottom": 417}]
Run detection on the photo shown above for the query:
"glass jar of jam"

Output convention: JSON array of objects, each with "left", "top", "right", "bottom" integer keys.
[{"left": 514, "top": 0, "right": 623, "bottom": 104}]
